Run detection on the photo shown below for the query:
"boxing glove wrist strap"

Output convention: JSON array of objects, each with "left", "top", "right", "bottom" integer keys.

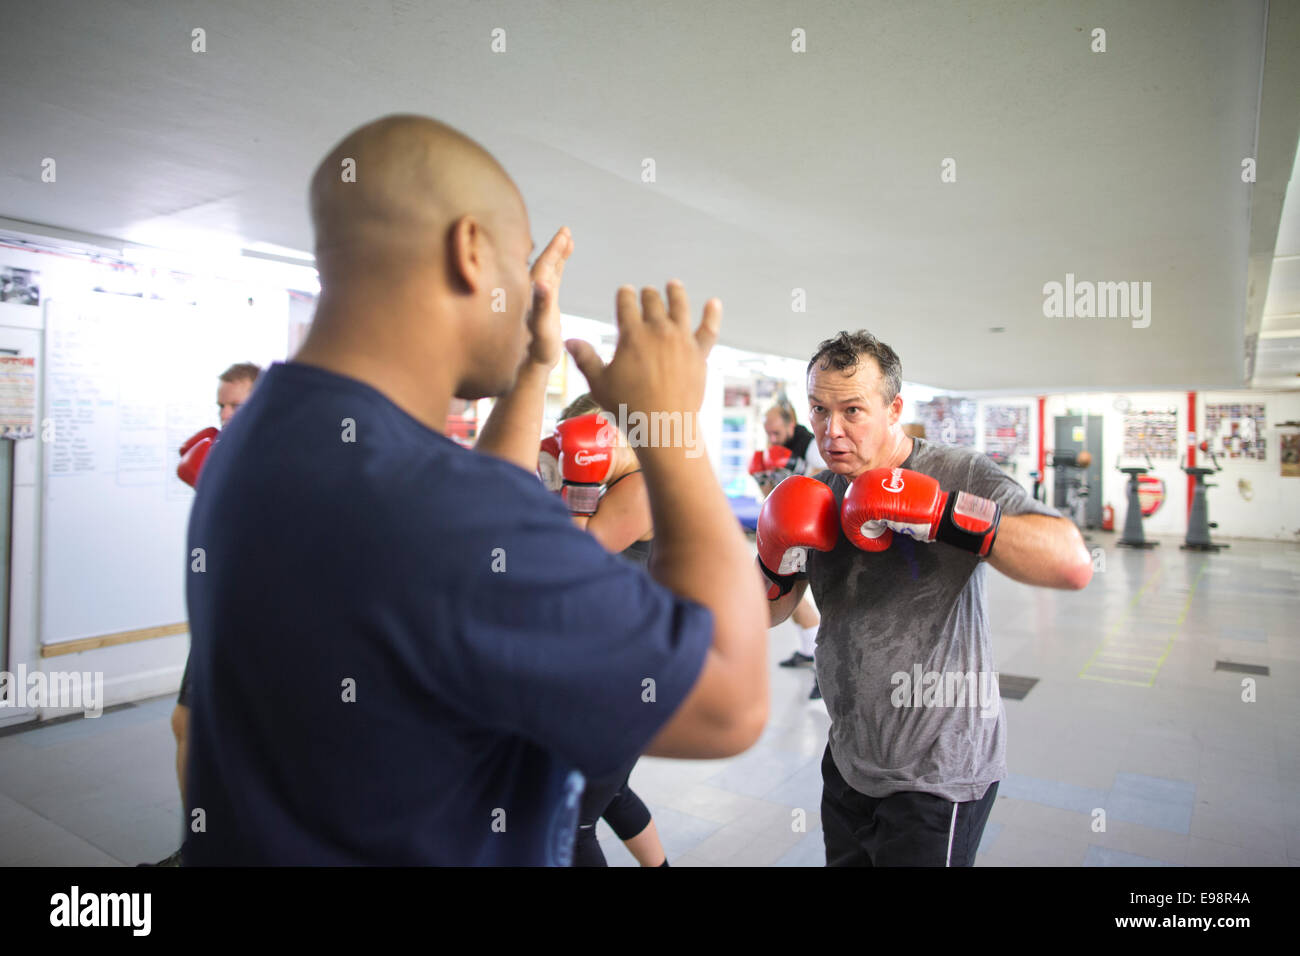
[
  {"left": 934, "top": 491, "right": 1001, "bottom": 557},
  {"left": 562, "top": 482, "right": 602, "bottom": 516},
  {"left": 758, "top": 560, "right": 804, "bottom": 599}
]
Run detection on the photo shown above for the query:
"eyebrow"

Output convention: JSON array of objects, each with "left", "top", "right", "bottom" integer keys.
[{"left": 809, "top": 394, "right": 866, "bottom": 404}]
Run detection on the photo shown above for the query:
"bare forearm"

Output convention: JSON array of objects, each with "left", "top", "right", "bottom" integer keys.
[
  {"left": 587, "top": 514, "right": 646, "bottom": 554},
  {"left": 987, "top": 514, "right": 1092, "bottom": 589},
  {"left": 766, "top": 576, "right": 805, "bottom": 626},
  {"left": 641, "top": 447, "right": 767, "bottom": 708},
  {"left": 475, "top": 360, "right": 550, "bottom": 472}
]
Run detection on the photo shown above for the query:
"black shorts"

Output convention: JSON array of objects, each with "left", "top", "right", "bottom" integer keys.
[{"left": 820, "top": 745, "right": 998, "bottom": 867}]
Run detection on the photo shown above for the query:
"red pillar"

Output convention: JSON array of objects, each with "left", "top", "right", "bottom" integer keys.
[
  {"left": 1037, "top": 396, "right": 1046, "bottom": 485},
  {"left": 1187, "top": 390, "right": 1197, "bottom": 518}
]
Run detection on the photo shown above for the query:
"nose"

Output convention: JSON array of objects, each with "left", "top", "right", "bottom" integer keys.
[{"left": 825, "top": 413, "right": 846, "bottom": 439}]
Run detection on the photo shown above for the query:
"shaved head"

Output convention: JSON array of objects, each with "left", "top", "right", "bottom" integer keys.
[
  {"left": 301, "top": 114, "right": 536, "bottom": 402},
  {"left": 310, "top": 114, "right": 523, "bottom": 277}
]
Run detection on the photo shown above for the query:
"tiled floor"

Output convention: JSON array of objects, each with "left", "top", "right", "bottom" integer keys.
[{"left": 2, "top": 533, "right": 1297, "bottom": 866}]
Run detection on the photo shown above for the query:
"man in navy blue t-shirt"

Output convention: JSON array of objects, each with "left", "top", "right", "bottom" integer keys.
[{"left": 182, "top": 115, "right": 769, "bottom": 865}]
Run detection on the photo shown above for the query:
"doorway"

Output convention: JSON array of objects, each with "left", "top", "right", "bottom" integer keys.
[{"left": 1053, "top": 414, "right": 1104, "bottom": 529}]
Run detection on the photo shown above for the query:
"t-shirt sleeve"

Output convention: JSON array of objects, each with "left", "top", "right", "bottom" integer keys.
[
  {"left": 964, "top": 452, "right": 1060, "bottom": 519},
  {"left": 414, "top": 462, "right": 713, "bottom": 779}
]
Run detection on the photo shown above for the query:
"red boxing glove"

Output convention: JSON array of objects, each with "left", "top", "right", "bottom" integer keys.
[
  {"left": 180, "top": 426, "right": 219, "bottom": 456},
  {"left": 177, "top": 436, "right": 214, "bottom": 488},
  {"left": 537, "top": 433, "right": 562, "bottom": 493},
  {"left": 556, "top": 412, "right": 617, "bottom": 515},
  {"left": 750, "top": 445, "right": 795, "bottom": 489},
  {"left": 762, "top": 445, "right": 795, "bottom": 485},
  {"left": 756, "top": 476, "right": 840, "bottom": 599},
  {"left": 842, "top": 467, "right": 1000, "bottom": 557},
  {"left": 763, "top": 445, "right": 793, "bottom": 472}
]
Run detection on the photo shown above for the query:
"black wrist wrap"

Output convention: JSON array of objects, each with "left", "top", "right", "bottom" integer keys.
[{"left": 935, "top": 491, "right": 1001, "bottom": 557}]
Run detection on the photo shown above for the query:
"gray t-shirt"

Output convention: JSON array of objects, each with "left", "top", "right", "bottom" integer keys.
[{"left": 808, "top": 437, "right": 1058, "bottom": 803}]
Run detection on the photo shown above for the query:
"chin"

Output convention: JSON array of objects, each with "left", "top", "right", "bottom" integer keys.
[
  {"left": 453, "top": 382, "right": 493, "bottom": 402},
  {"left": 457, "top": 366, "right": 517, "bottom": 401}
]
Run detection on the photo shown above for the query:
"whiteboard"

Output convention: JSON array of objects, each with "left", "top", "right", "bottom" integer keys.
[{"left": 41, "top": 287, "right": 289, "bottom": 644}]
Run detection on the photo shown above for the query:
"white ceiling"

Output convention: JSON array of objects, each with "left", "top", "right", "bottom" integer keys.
[{"left": 1, "top": 0, "right": 1298, "bottom": 393}]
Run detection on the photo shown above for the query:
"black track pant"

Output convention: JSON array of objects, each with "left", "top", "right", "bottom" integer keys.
[{"left": 820, "top": 745, "right": 998, "bottom": 867}]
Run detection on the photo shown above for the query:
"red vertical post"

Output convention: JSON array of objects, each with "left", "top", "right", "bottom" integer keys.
[
  {"left": 1037, "top": 396, "right": 1046, "bottom": 487},
  {"left": 1187, "top": 390, "right": 1196, "bottom": 519}
]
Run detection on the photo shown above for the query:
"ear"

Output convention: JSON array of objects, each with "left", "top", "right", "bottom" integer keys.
[
  {"left": 446, "top": 215, "right": 487, "bottom": 294},
  {"left": 888, "top": 393, "right": 904, "bottom": 425}
]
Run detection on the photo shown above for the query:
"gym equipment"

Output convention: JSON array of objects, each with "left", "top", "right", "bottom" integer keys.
[
  {"left": 1182, "top": 441, "right": 1228, "bottom": 552},
  {"left": 1053, "top": 414, "right": 1103, "bottom": 527},
  {"left": 1116, "top": 451, "right": 1159, "bottom": 549},
  {"left": 1049, "top": 449, "right": 1092, "bottom": 535},
  {"left": 1137, "top": 474, "right": 1166, "bottom": 516},
  {"left": 1028, "top": 469, "right": 1046, "bottom": 503}
]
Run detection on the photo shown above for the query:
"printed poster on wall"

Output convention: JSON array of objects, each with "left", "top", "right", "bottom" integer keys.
[
  {"left": 916, "top": 397, "right": 977, "bottom": 446},
  {"left": 0, "top": 355, "right": 37, "bottom": 439},
  {"left": 0, "top": 266, "right": 41, "bottom": 307},
  {"left": 1123, "top": 408, "right": 1179, "bottom": 459},
  {"left": 1205, "top": 403, "right": 1267, "bottom": 461},
  {"left": 983, "top": 405, "right": 1029, "bottom": 462}
]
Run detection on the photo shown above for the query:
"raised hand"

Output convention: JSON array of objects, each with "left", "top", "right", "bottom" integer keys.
[
  {"left": 565, "top": 280, "right": 721, "bottom": 420},
  {"left": 525, "top": 226, "right": 573, "bottom": 368}
]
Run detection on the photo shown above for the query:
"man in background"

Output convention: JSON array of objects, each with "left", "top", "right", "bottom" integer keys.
[
  {"left": 216, "top": 362, "right": 260, "bottom": 426},
  {"left": 147, "top": 361, "right": 261, "bottom": 866},
  {"left": 753, "top": 403, "right": 826, "bottom": 699}
]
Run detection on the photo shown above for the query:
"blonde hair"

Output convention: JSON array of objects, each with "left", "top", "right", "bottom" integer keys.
[
  {"left": 219, "top": 362, "right": 261, "bottom": 385},
  {"left": 559, "top": 392, "right": 602, "bottom": 422},
  {"left": 766, "top": 403, "right": 796, "bottom": 426}
]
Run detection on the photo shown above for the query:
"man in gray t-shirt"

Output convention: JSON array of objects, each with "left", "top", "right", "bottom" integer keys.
[{"left": 759, "top": 331, "right": 1092, "bottom": 867}]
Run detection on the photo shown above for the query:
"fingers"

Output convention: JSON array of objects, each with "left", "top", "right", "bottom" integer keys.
[
  {"left": 695, "top": 297, "right": 722, "bottom": 356},
  {"left": 665, "top": 280, "right": 691, "bottom": 333},
  {"left": 614, "top": 285, "right": 640, "bottom": 339},
  {"left": 531, "top": 227, "right": 573, "bottom": 283},
  {"left": 565, "top": 338, "right": 604, "bottom": 386},
  {"left": 529, "top": 279, "right": 549, "bottom": 319},
  {"left": 640, "top": 286, "right": 668, "bottom": 329},
  {"left": 614, "top": 282, "right": 719, "bottom": 358}
]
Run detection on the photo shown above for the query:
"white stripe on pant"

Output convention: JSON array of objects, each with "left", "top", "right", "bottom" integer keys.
[{"left": 944, "top": 802, "right": 958, "bottom": 866}]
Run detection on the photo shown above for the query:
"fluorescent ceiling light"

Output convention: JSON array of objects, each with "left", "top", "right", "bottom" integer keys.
[{"left": 243, "top": 241, "right": 315, "bottom": 262}]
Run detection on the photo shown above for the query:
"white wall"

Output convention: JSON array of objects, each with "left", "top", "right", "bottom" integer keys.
[
  {"left": 0, "top": 243, "right": 195, "bottom": 723},
  {"left": 1045, "top": 391, "right": 1185, "bottom": 535},
  {"left": 0, "top": 236, "right": 300, "bottom": 724},
  {"left": 969, "top": 396, "right": 1042, "bottom": 496},
  {"left": 1198, "top": 390, "right": 1300, "bottom": 541}
]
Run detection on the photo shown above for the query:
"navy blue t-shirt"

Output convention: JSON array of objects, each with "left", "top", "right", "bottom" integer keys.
[{"left": 182, "top": 362, "right": 712, "bottom": 865}]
